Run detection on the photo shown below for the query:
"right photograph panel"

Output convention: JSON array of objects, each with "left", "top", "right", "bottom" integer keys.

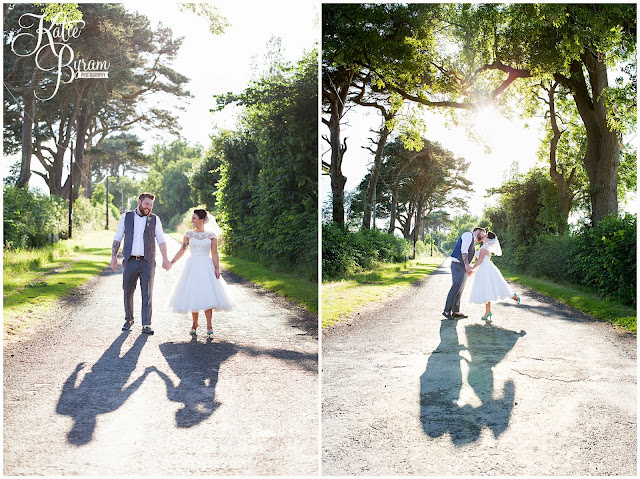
[{"left": 321, "top": 3, "right": 637, "bottom": 476}]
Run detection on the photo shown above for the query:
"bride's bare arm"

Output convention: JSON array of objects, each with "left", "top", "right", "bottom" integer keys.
[
  {"left": 210, "top": 237, "right": 220, "bottom": 279},
  {"left": 170, "top": 235, "right": 189, "bottom": 265},
  {"left": 472, "top": 249, "right": 488, "bottom": 269}
]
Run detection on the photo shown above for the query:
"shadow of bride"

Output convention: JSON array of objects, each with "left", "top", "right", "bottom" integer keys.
[
  {"left": 152, "top": 339, "right": 318, "bottom": 429},
  {"left": 56, "top": 333, "right": 151, "bottom": 446},
  {"left": 420, "top": 320, "right": 525, "bottom": 446},
  {"left": 151, "top": 337, "right": 238, "bottom": 428}
]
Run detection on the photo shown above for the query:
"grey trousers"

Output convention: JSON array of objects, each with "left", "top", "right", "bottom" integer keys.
[
  {"left": 123, "top": 258, "right": 155, "bottom": 326},
  {"left": 444, "top": 260, "right": 467, "bottom": 313}
]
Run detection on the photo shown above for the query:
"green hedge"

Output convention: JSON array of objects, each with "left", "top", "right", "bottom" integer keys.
[
  {"left": 3, "top": 185, "right": 114, "bottom": 249},
  {"left": 3, "top": 186, "right": 66, "bottom": 248},
  {"left": 495, "top": 213, "right": 636, "bottom": 307},
  {"left": 570, "top": 213, "right": 636, "bottom": 307},
  {"left": 322, "top": 223, "right": 411, "bottom": 280}
]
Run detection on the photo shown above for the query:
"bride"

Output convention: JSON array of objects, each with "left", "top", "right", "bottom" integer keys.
[
  {"left": 468, "top": 231, "right": 520, "bottom": 322},
  {"left": 168, "top": 209, "right": 234, "bottom": 335}
]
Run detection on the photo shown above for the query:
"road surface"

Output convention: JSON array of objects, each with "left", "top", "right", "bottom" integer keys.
[
  {"left": 4, "top": 239, "right": 318, "bottom": 475},
  {"left": 322, "top": 258, "right": 636, "bottom": 475}
]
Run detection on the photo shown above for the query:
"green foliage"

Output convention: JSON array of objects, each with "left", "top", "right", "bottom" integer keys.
[
  {"left": 178, "top": 3, "right": 230, "bottom": 35},
  {"left": 440, "top": 213, "right": 483, "bottom": 254},
  {"left": 190, "top": 140, "right": 223, "bottom": 213},
  {"left": 570, "top": 214, "right": 636, "bottom": 307},
  {"left": 322, "top": 223, "right": 411, "bottom": 280},
  {"left": 215, "top": 50, "right": 318, "bottom": 280},
  {"left": 141, "top": 140, "right": 202, "bottom": 230},
  {"left": 3, "top": 186, "right": 66, "bottom": 248},
  {"left": 492, "top": 214, "right": 636, "bottom": 307},
  {"left": 487, "top": 167, "right": 559, "bottom": 251}
]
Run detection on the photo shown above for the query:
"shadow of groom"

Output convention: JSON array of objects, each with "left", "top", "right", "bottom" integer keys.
[
  {"left": 420, "top": 319, "right": 525, "bottom": 446},
  {"left": 56, "top": 333, "right": 151, "bottom": 446}
]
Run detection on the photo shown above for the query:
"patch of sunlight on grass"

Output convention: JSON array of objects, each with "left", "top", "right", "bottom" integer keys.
[
  {"left": 322, "top": 256, "right": 444, "bottom": 328},
  {"left": 501, "top": 267, "right": 636, "bottom": 333},
  {"left": 4, "top": 230, "right": 115, "bottom": 338}
]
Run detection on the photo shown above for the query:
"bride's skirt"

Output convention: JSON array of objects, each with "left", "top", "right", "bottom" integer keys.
[
  {"left": 468, "top": 260, "right": 514, "bottom": 304},
  {"left": 168, "top": 256, "right": 235, "bottom": 313}
]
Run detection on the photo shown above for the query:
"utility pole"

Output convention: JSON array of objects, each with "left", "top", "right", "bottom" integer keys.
[
  {"left": 106, "top": 176, "right": 110, "bottom": 230},
  {"left": 68, "top": 148, "right": 73, "bottom": 239}
]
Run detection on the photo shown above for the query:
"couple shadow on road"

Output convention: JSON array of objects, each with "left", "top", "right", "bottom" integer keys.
[
  {"left": 56, "top": 334, "right": 316, "bottom": 446},
  {"left": 420, "top": 319, "right": 526, "bottom": 446},
  {"left": 55, "top": 334, "right": 234, "bottom": 445}
]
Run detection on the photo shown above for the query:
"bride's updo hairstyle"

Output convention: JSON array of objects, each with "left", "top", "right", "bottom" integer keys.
[
  {"left": 487, "top": 231, "right": 497, "bottom": 240},
  {"left": 194, "top": 209, "right": 208, "bottom": 223}
]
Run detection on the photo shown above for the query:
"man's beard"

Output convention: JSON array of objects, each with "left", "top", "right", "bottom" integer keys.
[{"left": 139, "top": 206, "right": 151, "bottom": 216}]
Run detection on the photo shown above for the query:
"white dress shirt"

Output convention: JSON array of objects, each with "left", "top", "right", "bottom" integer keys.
[{"left": 113, "top": 210, "right": 166, "bottom": 257}]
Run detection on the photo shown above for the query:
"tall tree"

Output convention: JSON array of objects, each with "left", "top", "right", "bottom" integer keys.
[
  {"left": 215, "top": 50, "right": 318, "bottom": 278},
  {"left": 322, "top": 3, "right": 444, "bottom": 226},
  {"left": 3, "top": 3, "right": 82, "bottom": 187}
]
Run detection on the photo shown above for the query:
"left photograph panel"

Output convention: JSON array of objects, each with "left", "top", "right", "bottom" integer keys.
[{"left": 3, "top": 2, "right": 319, "bottom": 475}]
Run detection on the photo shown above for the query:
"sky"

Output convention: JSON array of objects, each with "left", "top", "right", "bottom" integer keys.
[
  {"left": 130, "top": 0, "right": 319, "bottom": 149},
  {"left": 320, "top": 102, "right": 546, "bottom": 220},
  {"left": 4, "top": 0, "right": 319, "bottom": 190}
]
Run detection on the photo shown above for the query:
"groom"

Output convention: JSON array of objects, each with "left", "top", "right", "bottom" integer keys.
[
  {"left": 443, "top": 227, "right": 486, "bottom": 320},
  {"left": 110, "top": 193, "right": 172, "bottom": 335}
]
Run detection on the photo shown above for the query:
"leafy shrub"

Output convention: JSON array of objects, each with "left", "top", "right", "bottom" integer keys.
[
  {"left": 71, "top": 192, "right": 105, "bottom": 232},
  {"left": 498, "top": 213, "right": 636, "bottom": 307},
  {"left": 322, "top": 223, "right": 411, "bottom": 280},
  {"left": 321, "top": 222, "right": 358, "bottom": 279},
  {"left": 3, "top": 186, "right": 66, "bottom": 248},
  {"left": 571, "top": 213, "right": 636, "bottom": 306}
]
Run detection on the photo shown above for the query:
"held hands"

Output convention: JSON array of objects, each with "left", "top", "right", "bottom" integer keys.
[{"left": 162, "top": 258, "right": 172, "bottom": 271}]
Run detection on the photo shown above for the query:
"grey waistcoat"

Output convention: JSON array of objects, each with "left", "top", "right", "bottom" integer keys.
[{"left": 122, "top": 211, "right": 157, "bottom": 262}]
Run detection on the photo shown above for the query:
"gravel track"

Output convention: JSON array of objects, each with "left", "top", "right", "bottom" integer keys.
[
  {"left": 322, "top": 258, "right": 636, "bottom": 476},
  {"left": 4, "top": 239, "right": 319, "bottom": 475}
]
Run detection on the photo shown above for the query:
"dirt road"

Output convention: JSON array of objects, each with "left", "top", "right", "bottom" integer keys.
[
  {"left": 322, "top": 258, "right": 636, "bottom": 475},
  {"left": 4, "top": 239, "right": 318, "bottom": 475}
]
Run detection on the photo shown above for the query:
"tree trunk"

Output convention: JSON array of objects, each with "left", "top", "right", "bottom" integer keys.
[
  {"left": 363, "top": 120, "right": 390, "bottom": 229},
  {"left": 75, "top": 100, "right": 93, "bottom": 198},
  {"left": 323, "top": 70, "right": 353, "bottom": 227},
  {"left": 17, "top": 89, "right": 35, "bottom": 188},
  {"left": 547, "top": 82, "right": 576, "bottom": 235},
  {"left": 328, "top": 110, "right": 348, "bottom": 226},
  {"left": 388, "top": 186, "right": 398, "bottom": 234},
  {"left": 558, "top": 55, "right": 619, "bottom": 223}
]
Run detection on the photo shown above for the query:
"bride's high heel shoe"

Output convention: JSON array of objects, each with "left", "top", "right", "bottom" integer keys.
[
  {"left": 190, "top": 328, "right": 197, "bottom": 335},
  {"left": 481, "top": 312, "right": 492, "bottom": 322},
  {"left": 513, "top": 293, "right": 521, "bottom": 304}
]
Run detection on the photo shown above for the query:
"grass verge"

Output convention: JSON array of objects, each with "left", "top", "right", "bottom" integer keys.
[
  {"left": 3, "top": 229, "right": 115, "bottom": 338},
  {"left": 501, "top": 267, "right": 636, "bottom": 333},
  {"left": 168, "top": 232, "right": 318, "bottom": 314},
  {"left": 322, "top": 256, "right": 444, "bottom": 328}
]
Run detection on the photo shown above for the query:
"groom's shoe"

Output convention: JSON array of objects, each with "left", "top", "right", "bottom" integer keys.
[
  {"left": 452, "top": 312, "right": 468, "bottom": 318},
  {"left": 122, "top": 320, "right": 134, "bottom": 331},
  {"left": 442, "top": 311, "right": 453, "bottom": 320},
  {"left": 141, "top": 325, "right": 154, "bottom": 335}
]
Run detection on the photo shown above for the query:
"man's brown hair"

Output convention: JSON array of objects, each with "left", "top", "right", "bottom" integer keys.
[{"left": 138, "top": 193, "right": 155, "bottom": 201}]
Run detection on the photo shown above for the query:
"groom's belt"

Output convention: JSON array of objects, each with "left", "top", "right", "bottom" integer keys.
[{"left": 128, "top": 255, "right": 145, "bottom": 260}]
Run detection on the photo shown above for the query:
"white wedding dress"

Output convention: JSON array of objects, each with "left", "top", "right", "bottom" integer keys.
[
  {"left": 468, "top": 245, "right": 514, "bottom": 304},
  {"left": 168, "top": 231, "right": 234, "bottom": 313}
]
